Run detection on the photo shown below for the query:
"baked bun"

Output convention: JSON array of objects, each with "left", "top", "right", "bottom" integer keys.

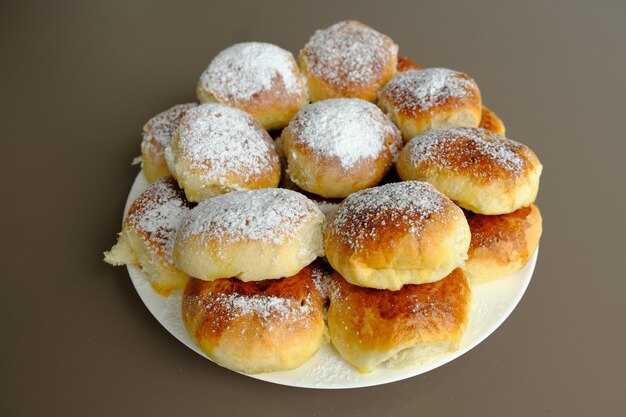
[
  {"left": 378, "top": 68, "right": 482, "bottom": 142},
  {"left": 324, "top": 181, "right": 470, "bottom": 290},
  {"left": 463, "top": 204, "right": 542, "bottom": 284},
  {"left": 299, "top": 20, "right": 398, "bottom": 102},
  {"left": 182, "top": 264, "right": 326, "bottom": 374},
  {"left": 328, "top": 268, "right": 471, "bottom": 373},
  {"left": 141, "top": 103, "right": 197, "bottom": 183},
  {"left": 165, "top": 103, "right": 281, "bottom": 202},
  {"left": 396, "top": 55, "right": 422, "bottom": 72},
  {"left": 104, "top": 177, "right": 191, "bottom": 295},
  {"left": 280, "top": 98, "right": 402, "bottom": 198},
  {"left": 173, "top": 188, "right": 325, "bottom": 281},
  {"left": 196, "top": 42, "right": 308, "bottom": 131},
  {"left": 396, "top": 127, "right": 542, "bottom": 215},
  {"left": 479, "top": 106, "right": 506, "bottom": 136}
]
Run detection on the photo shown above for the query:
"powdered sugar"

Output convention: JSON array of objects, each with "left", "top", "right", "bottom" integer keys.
[
  {"left": 178, "top": 188, "right": 323, "bottom": 246},
  {"left": 305, "top": 344, "right": 366, "bottom": 387},
  {"left": 328, "top": 181, "right": 449, "bottom": 251},
  {"left": 142, "top": 103, "right": 197, "bottom": 152},
  {"left": 199, "top": 42, "right": 304, "bottom": 102},
  {"left": 209, "top": 292, "right": 311, "bottom": 322},
  {"left": 382, "top": 68, "right": 476, "bottom": 112},
  {"left": 301, "top": 20, "right": 397, "bottom": 88},
  {"left": 169, "top": 103, "right": 279, "bottom": 183},
  {"left": 125, "top": 178, "right": 190, "bottom": 263},
  {"left": 288, "top": 99, "right": 399, "bottom": 169},
  {"left": 311, "top": 263, "right": 332, "bottom": 299},
  {"left": 407, "top": 127, "right": 526, "bottom": 177}
]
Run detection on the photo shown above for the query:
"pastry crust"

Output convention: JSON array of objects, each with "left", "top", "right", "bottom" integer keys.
[
  {"left": 196, "top": 42, "right": 308, "bottom": 131},
  {"left": 396, "top": 55, "right": 422, "bottom": 72},
  {"left": 323, "top": 181, "right": 470, "bottom": 290},
  {"left": 463, "top": 204, "right": 542, "bottom": 284},
  {"left": 104, "top": 177, "right": 192, "bottom": 295},
  {"left": 378, "top": 68, "right": 482, "bottom": 142},
  {"left": 479, "top": 106, "right": 506, "bottom": 136},
  {"left": 182, "top": 264, "right": 326, "bottom": 374},
  {"left": 396, "top": 127, "right": 542, "bottom": 214},
  {"left": 299, "top": 20, "right": 398, "bottom": 102},
  {"left": 140, "top": 103, "right": 197, "bottom": 183},
  {"left": 173, "top": 188, "right": 325, "bottom": 282},
  {"left": 328, "top": 268, "right": 471, "bottom": 373},
  {"left": 280, "top": 98, "right": 402, "bottom": 198},
  {"left": 165, "top": 103, "right": 281, "bottom": 202}
]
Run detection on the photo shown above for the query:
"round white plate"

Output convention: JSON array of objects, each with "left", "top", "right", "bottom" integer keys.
[{"left": 124, "top": 171, "right": 538, "bottom": 389}]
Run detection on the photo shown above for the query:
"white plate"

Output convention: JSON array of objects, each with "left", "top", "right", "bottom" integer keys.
[{"left": 124, "top": 171, "right": 538, "bottom": 389}]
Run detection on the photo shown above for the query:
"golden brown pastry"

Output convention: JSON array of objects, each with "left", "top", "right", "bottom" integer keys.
[
  {"left": 396, "top": 127, "right": 542, "bottom": 215},
  {"left": 141, "top": 103, "right": 197, "bottom": 183},
  {"left": 479, "top": 106, "right": 506, "bottom": 136},
  {"left": 104, "top": 177, "right": 192, "bottom": 295},
  {"left": 280, "top": 98, "right": 402, "bottom": 198},
  {"left": 299, "top": 20, "right": 398, "bottom": 102},
  {"left": 396, "top": 55, "right": 423, "bottom": 72},
  {"left": 173, "top": 188, "right": 325, "bottom": 282},
  {"left": 196, "top": 42, "right": 308, "bottom": 131},
  {"left": 182, "top": 264, "right": 326, "bottom": 374},
  {"left": 328, "top": 268, "right": 471, "bottom": 373},
  {"left": 378, "top": 68, "right": 482, "bottom": 142},
  {"left": 324, "top": 181, "right": 470, "bottom": 290},
  {"left": 463, "top": 204, "right": 542, "bottom": 284},
  {"left": 164, "top": 103, "right": 281, "bottom": 202}
]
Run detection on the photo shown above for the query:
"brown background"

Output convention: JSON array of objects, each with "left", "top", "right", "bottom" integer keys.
[{"left": 1, "top": 0, "right": 625, "bottom": 416}]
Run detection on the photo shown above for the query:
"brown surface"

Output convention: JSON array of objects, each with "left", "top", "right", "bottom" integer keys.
[
  {"left": 328, "top": 268, "right": 470, "bottom": 355},
  {"left": 479, "top": 105, "right": 506, "bottom": 136},
  {"left": 299, "top": 20, "right": 398, "bottom": 102},
  {"left": 1, "top": 1, "right": 625, "bottom": 416},
  {"left": 396, "top": 55, "right": 423, "bottom": 72},
  {"left": 182, "top": 265, "right": 325, "bottom": 373}
]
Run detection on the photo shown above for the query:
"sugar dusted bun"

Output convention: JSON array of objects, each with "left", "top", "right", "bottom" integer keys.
[
  {"left": 299, "top": 20, "right": 398, "bottom": 102},
  {"left": 324, "top": 181, "right": 470, "bottom": 290},
  {"left": 396, "top": 55, "right": 422, "bottom": 72},
  {"left": 165, "top": 103, "right": 281, "bottom": 202},
  {"left": 378, "top": 68, "right": 482, "bottom": 142},
  {"left": 173, "top": 188, "right": 325, "bottom": 281},
  {"left": 463, "top": 204, "right": 542, "bottom": 284},
  {"left": 182, "top": 264, "right": 326, "bottom": 374},
  {"left": 280, "top": 98, "right": 402, "bottom": 198},
  {"left": 328, "top": 269, "right": 471, "bottom": 373},
  {"left": 396, "top": 127, "right": 542, "bottom": 215},
  {"left": 104, "top": 177, "right": 191, "bottom": 295},
  {"left": 479, "top": 106, "right": 506, "bottom": 136},
  {"left": 196, "top": 42, "right": 308, "bottom": 131},
  {"left": 141, "top": 103, "right": 197, "bottom": 183}
]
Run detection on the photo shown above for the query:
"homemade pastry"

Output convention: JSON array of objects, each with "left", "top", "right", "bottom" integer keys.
[
  {"left": 165, "top": 103, "right": 281, "bottom": 202},
  {"left": 479, "top": 106, "right": 506, "bottom": 136},
  {"left": 104, "top": 177, "right": 192, "bottom": 295},
  {"left": 328, "top": 268, "right": 471, "bottom": 373},
  {"left": 396, "top": 127, "right": 542, "bottom": 214},
  {"left": 299, "top": 20, "right": 398, "bottom": 102},
  {"left": 378, "top": 68, "right": 482, "bottom": 142},
  {"left": 463, "top": 204, "right": 542, "bottom": 284},
  {"left": 105, "top": 20, "right": 545, "bottom": 378},
  {"left": 182, "top": 264, "right": 326, "bottom": 373},
  {"left": 173, "top": 188, "right": 325, "bottom": 281},
  {"left": 396, "top": 55, "right": 422, "bottom": 72},
  {"left": 324, "top": 181, "right": 470, "bottom": 290},
  {"left": 280, "top": 98, "right": 402, "bottom": 198},
  {"left": 196, "top": 42, "right": 308, "bottom": 131},
  {"left": 141, "top": 103, "right": 197, "bottom": 183}
]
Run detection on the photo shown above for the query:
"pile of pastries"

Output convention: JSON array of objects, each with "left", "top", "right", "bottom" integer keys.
[{"left": 105, "top": 20, "right": 542, "bottom": 374}]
